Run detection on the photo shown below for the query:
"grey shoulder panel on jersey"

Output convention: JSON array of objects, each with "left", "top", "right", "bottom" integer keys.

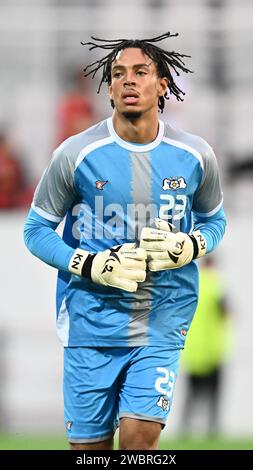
[
  {"left": 164, "top": 123, "right": 213, "bottom": 162},
  {"left": 61, "top": 119, "right": 110, "bottom": 163},
  {"left": 33, "top": 120, "right": 109, "bottom": 220},
  {"left": 164, "top": 124, "right": 223, "bottom": 215}
]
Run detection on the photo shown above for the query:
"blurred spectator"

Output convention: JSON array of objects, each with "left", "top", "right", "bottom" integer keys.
[
  {"left": 228, "top": 154, "right": 253, "bottom": 178},
  {"left": 55, "top": 69, "right": 97, "bottom": 145},
  {"left": 180, "top": 256, "right": 233, "bottom": 436},
  {"left": 0, "top": 132, "right": 22, "bottom": 209},
  {"left": 0, "top": 131, "right": 33, "bottom": 210}
]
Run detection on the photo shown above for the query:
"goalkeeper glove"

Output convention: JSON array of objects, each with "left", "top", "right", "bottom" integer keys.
[
  {"left": 68, "top": 243, "right": 147, "bottom": 292},
  {"left": 140, "top": 218, "right": 206, "bottom": 272}
]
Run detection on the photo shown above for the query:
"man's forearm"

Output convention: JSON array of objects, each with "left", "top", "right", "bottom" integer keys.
[
  {"left": 193, "top": 207, "right": 227, "bottom": 254},
  {"left": 24, "top": 209, "right": 147, "bottom": 292},
  {"left": 24, "top": 209, "right": 74, "bottom": 272}
]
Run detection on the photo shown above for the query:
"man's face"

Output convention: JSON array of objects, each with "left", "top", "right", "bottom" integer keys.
[{"left": 108, "top": 48, "right": 168, "bottom": 119}]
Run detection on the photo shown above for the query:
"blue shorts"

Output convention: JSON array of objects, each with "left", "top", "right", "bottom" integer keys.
[{"left": 63, "top": 346, "right": 180, "bottom": 444}]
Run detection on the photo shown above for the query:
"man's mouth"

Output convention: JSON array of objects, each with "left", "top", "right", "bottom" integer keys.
[{"left": 122, "top": 91, "right": 139, "bottom": 105}]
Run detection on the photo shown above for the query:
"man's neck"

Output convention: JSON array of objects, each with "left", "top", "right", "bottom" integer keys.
[{"left": 112, "top": 112, "right": 160, "bottom": 144}]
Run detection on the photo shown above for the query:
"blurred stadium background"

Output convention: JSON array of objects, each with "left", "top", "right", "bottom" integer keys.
[{"left": 0, "top": 0, "right": 253, "bottom": 450}]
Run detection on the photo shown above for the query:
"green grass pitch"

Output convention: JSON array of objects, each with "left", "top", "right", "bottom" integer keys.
[{"left": 0, "top": 434, "right": 253, "bottom": 450}]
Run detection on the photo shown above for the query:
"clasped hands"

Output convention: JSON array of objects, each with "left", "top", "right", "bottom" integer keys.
[{"left": 69, "top": 218, "right": 206, "bottom": 293}]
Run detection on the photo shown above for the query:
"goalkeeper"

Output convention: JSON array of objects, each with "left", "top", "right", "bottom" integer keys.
[{"left": 24, "top": 31, "right": 226, "bottom": 451}]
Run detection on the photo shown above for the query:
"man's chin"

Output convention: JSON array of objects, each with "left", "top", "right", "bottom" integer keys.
[{"left": 122, "top": 110, "right": 142, "bottom": 120}]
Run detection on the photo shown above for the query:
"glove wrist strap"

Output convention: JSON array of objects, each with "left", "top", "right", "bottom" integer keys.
[
  {"left": 81, "top": 253, "right": 96, "bottom": 279},
  {"left": 189, "top": 234, "right": 199, "bottom": 260},
  {"left": 68, "top": 248, "right": 92, "bottom": 277},
  {"left": 189, "top": 230, "right": 207, "bottom": 259}
]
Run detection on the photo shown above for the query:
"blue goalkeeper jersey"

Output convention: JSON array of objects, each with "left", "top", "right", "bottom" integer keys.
[{"left": 24, "top": 118, "right": 226, "bottom": 348}]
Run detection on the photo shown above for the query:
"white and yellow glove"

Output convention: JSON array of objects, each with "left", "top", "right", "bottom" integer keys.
[
  {"left": 68, "top": 243, "right": 147, "bottom": 292},
  {"left": 140, "top": 218, "right": 206, "bottom": 272}
]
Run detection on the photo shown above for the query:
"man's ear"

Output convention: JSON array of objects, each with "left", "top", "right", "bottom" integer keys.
[{"left": 158, "top": 77, "right": 168, "bottom": 97}]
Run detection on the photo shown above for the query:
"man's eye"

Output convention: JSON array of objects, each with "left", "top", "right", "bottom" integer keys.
[
  {"left": 113, "top": 72, "right": 123, "bottom": 78},
  {"left": 136, "top": 71, "right": 146, "bottom": 76}
]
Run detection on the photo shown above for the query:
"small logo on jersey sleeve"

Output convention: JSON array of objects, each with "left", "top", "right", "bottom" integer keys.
[
  {"left": 157, "top": 396, "right": 170, "bottom": 412},
  {"left": 95, "top": 180, "right": 108, "bottom": 190},
  {"left": 163, "top": 177, "right": 187, "bottom": 191}
]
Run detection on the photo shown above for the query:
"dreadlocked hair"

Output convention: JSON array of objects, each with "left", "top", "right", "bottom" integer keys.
[{"left": 81, "top": 32, "right": 193, "bottom": 113}]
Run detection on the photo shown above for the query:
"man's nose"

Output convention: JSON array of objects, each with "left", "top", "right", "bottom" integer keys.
[{"left": 124, "top": 72, "right": 136, "bottom": 86}]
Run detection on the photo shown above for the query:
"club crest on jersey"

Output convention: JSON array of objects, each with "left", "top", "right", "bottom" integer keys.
[
  {"left": 157, "top": 396, "right": 170, "bottom": 412},
  {"left": 95, "top": 180, "right": 108, "bottom": 190},
  {"left": 163, "top": 177, "right": 187, "bottom": 191}
]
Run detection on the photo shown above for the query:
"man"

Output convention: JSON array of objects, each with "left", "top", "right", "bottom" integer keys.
[
  {"left": 55, "top": 70, "right": 97, "bottom": 146},
  {"left": 181, "top": 256, "right": 232, "bottom": 436},
  {"left": 24, "top": 32, "right": 226, "bottom": 450}
]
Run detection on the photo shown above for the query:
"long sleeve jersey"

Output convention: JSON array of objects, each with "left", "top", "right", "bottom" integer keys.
[{"left": 24, "top": 118, "right": 226, "bottom": 348}]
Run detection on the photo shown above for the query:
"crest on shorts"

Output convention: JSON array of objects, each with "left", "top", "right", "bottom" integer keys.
[
  {"left": 163, "top": 177, "right": 187, "bottom": 191},
  {"left": 157, "top": 396, "right": 170, "bottom": 412},
  {"left": 95, "top": 180, "right": 108, "bottom": 190},
  {"left": 66, "top": 420, "right": 73, "bottom": 431}
]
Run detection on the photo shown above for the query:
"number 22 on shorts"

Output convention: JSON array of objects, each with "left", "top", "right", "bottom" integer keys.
[{"left": 155, "top": 367, "right": 175, "bottom": 398}]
